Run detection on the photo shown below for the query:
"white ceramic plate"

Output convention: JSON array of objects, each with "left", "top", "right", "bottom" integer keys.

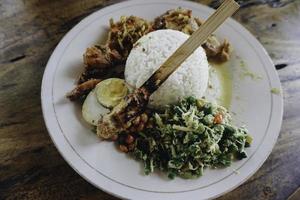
[{"left": 41, "top": 0, "right": 283, "bottom": 199}]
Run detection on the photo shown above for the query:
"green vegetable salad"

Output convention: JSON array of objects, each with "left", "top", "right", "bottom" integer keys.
[{"left": 132, "top": 97, "right": 252, "bottom": 179}]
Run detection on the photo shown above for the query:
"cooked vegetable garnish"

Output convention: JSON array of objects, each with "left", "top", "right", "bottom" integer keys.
[{"left": 132, "top": 97, "right": 252, "bottom": 179}]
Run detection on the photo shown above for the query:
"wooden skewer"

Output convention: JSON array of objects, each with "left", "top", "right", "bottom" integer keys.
[{"left": 142, "top": 0, "right": 240, "bottom": 94}]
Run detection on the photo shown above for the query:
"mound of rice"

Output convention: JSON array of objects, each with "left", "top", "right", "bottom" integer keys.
[{"left": 125, "top": 29, "right": 209, "bottom": 108}]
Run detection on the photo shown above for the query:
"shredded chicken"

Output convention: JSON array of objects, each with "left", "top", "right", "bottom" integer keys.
[
  {"left": 66, "top": 79, "right": 101, "bottom": 101},
  {"left": 202, "top": 36, "right": 230, "bottom": 63},
  {"left": 78, "top": 64, "right": 124, "bottom": 84},
  {"left": 97, "top": 88, "right": 150, "bottom": 139},
  {"left": 83, "top": 45, "right": 122, "bottom": 69},
  {"left": 153, "top": 8, "right": 231, "bottom": 63},
  {"left": 153, "top": 8, "right": 199, "bottom": 35},
  {"left": 76, "top": 16, "right": 151, "bottom": 86},
  {"left": 107, "top": 16, "right": 152, "bottom": 57}
]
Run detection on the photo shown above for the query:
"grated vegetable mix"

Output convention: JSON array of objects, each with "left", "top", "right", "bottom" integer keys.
[{"left": 131, "top": 97, "right": 252, "bottom": 179}]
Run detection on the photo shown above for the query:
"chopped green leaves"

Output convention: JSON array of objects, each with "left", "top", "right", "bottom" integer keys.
[{"left": 132, "top": 97, "right": 252, "bottom": 179}]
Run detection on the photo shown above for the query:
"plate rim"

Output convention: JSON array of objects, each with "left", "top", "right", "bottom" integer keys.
[{"left": 41, "top": 0, "right": 283, "bottom": 199}]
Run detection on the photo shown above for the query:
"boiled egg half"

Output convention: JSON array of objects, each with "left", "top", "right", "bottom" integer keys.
[{"left": 82, "top": 78, "right": 129, "bottom": 126}]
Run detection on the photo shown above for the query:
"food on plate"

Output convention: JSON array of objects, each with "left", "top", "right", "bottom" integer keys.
[
  {"left": 125, "top": 29, "right": 209, "bottom": 108},
  {"left": 66, "top": 8, "right": 252, "bottom": 179},
  {"left": 95, "top": 78, "right": 129, "bottom": 108},
  {"left": 108, "top": 16, "right": 152, "bottom": 58}
]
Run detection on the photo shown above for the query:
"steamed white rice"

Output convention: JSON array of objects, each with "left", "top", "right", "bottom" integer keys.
[{"left": 125, "top": 29, "right": 209, "bottom": 108}]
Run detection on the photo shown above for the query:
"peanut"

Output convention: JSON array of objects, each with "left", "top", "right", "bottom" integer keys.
[
  {"left": 125, "top": 135, "right": 134, "bottom": 144},
  {"left": 119, "top": 145, "right": 128, "bottom": 153},
  {"left": 110, "top": 135, "right": 118, "bottom": 141}
]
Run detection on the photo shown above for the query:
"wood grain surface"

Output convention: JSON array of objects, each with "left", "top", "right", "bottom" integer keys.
[{"left": 0, "top": 0, "right": 299, "bottom": 199}]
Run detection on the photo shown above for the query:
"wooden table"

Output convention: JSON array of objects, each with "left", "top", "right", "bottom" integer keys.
[{"left": 0, "top": 0, "right": 299, "bottom": 199}]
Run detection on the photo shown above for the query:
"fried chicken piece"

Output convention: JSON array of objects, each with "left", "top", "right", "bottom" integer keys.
[
  {"left": 78, "top": 64, "right": 125, "bottom": 84},
  {"left": 78, "top": 16, "right": 151, "bottom": 84},
  {"left": 78, "top": 68, "right": 104, "bottom": 84},
  {"left": 97, "top": 88, "right": 150, "bottom": 139},
  {"left": 107, "top": 16, "right": 152, "bottom": 57},
  {"left": 203, "top": 38, "right": 231, "bottom": 63},
  {"left": 66, "top": 79, "right": 101, "bottom": 101},
  {"left": 153, "top": 8, "right": 199, "bottom": 35},
  {"left": 78, "top": 16, "right": 152, "bottom": 86},
  {"left": 83, "top": 45, "right": 122, "bottom": 69}
]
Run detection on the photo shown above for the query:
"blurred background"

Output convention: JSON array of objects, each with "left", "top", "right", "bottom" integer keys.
[{"left": 0, "top": 0, "right": 299, "bottom": 199}]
